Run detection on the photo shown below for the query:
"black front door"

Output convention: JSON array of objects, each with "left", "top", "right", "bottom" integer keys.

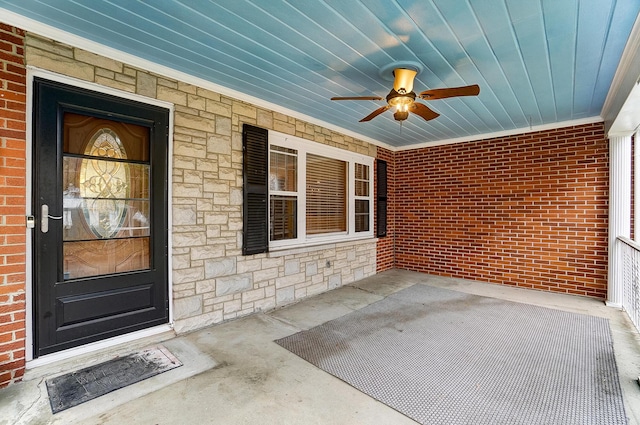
[{"left": 32, "top": 78, "right": 169, "bottom": 357}]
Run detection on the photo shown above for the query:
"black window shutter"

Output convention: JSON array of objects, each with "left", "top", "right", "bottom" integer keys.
[
  {"left": 242, "top": 124, "right": 269, "bottom": 255},
  {"left": 376, "top": 159, "right": 388, "bottom": 237}
]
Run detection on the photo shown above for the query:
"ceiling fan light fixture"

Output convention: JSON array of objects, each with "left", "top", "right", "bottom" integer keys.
[
  {"left": 393, "top": 110, "right": 410, "bottom": 121},
  {"left": 387, "top": 90, "right": 415, "bottom": 118}
]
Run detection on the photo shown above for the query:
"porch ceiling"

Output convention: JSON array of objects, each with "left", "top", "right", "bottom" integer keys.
[{"left": 1, "top": 0, "right": 639, "bottom": 148}]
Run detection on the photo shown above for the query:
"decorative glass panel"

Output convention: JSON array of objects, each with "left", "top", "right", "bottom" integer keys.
[
  {"left": 62, "top": 115, "right": 151, "bottom": 280},
  {"left": 63, "top": 158, "right": 150, "bottom": 241},
  {"left": 64, "top": 238, "right": 150, "bottom": 279},
  {"left": 79, "top": 129, "right": 129, "bottom": 238}
]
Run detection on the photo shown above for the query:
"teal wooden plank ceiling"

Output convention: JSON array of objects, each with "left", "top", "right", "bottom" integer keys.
[{"left": 0, "top": 0, "right": 638, "bottom": 147}]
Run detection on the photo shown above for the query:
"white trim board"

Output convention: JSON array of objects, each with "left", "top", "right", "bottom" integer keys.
[
  {"left": 26, "top": 324, "right": 174, "bottom": 369},
  {"left": 602, "top": 13, "right": 640, "bottom": 134},
  {"left": 395, "top": 116, "right": 605, "bottom": 151}
]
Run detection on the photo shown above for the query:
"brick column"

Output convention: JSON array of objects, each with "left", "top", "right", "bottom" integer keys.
[{"left": 0, "top": 23, "right": 27, "bottom": 387}]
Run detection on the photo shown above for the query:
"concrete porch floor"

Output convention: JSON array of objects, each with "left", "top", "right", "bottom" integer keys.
[{"left": 2, "top": 269, "right": 640, "bottom": 425}]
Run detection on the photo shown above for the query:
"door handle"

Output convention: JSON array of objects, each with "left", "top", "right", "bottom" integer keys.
[{"left": 41, "top": 204, "right": 63, "bottom": 233}]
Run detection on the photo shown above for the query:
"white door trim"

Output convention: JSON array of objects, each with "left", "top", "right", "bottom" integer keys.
[{"left": 25, "top": 67, "right": 175, "bottom": 363}]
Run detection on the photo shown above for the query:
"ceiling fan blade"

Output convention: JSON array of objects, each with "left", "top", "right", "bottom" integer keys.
[
  {"left": 393, "top": 68, "right": 418, "bottom": 94},
  {"left": 419, "top": 84, "right": 480, "bottom": 100},
  {"left": 360, "top": 105, "right": 391, "bottom": 122},
  {"left": 409, "top": 102, "right": 440, "bottom": 121},
  {"left": 331, "top": 96, "right": 384, "bottom": 101}
]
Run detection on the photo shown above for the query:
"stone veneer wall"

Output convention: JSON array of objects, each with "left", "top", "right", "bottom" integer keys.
[{"left": 24, "top": 33, "right": 378, "bottom": 333}]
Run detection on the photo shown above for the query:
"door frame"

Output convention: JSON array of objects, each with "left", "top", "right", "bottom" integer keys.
[{"left": 25, "top": 68, "right": 175, "bottom": 365}]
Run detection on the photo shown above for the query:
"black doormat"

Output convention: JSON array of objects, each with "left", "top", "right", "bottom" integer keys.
[{"left": 46, "top": 345, "right": 182, "bottom": 413}]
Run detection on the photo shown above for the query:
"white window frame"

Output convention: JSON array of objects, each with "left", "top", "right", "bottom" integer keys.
[{"left": 268, "top": 131, "right": 374, "bottom": 250}]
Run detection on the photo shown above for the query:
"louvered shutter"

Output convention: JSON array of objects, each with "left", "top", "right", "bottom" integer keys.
[
  {"left": 377, "top": 159, "right": 387, "bottom": 237},
  {"left": 242, "top": 124, "right": 268, "bottom": 255}
]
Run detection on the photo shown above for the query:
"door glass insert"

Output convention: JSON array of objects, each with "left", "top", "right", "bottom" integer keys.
[
  {"left": 80, "top": 129, "right": 130, "bottom": 238},
  {"left": 62, "top": 113, "right": 151, "bottom": 280}
]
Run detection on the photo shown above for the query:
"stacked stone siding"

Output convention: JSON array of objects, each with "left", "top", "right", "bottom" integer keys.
[{"left": 24, "top": 34, "right": 377, "bottom": 334}]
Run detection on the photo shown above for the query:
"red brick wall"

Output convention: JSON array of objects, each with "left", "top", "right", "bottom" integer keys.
[
  {"left": 376, "top": 147, "right": 395, "bottom": 272},
  {"left": 394, "top": 123, "right": 608, "bottom": 298},
  {"left": 0, "top": 24, "right": 26, "bottom": 388}
]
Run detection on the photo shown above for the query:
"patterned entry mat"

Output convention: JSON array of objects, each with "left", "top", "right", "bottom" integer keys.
[
  {"left": 276, "top": 284, "right": 627, "bottom": 425},
  {"left": 46, "top": 345, "right": 182, "bottom": 413}
]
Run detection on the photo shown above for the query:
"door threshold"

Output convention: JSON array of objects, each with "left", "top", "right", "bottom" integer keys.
[{"left": 26, "top": 325, "right": 175, "bottom": 376}]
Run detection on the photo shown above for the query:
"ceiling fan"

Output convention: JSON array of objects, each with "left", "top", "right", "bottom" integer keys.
[{"left": 331, "top": 68, "right": 480, "bottom": 122}]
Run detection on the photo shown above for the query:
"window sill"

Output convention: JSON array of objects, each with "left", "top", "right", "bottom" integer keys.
[{"left": 267, "top": 235, "right": 377, "bottom": 257}]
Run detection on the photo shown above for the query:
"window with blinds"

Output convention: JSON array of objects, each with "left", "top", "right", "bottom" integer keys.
[
  {"left": 267, "top": 131, "right": 374, "bottom": 249},
  {"left": 269, "top": 146, "right": 297, "bottom": 241},
  {"left": 306, "top": 154, "right": 347, "bottom": 235},
  {"left": 354, "top": 163, "right": 370, "bottom": 232}
]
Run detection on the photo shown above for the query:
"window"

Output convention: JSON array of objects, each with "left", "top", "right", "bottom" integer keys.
[
  {"left": 306, "top": 154, "right": 346, "bottom": 234},
  {"left": 268, "top": 132, "right": 374, "bottom": 248},
  {"left": 354, "top": 163, "right": 370, "bottom": 232},
  {"left": 269, "top": 146, "right": 297, "bottom": 241}
]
